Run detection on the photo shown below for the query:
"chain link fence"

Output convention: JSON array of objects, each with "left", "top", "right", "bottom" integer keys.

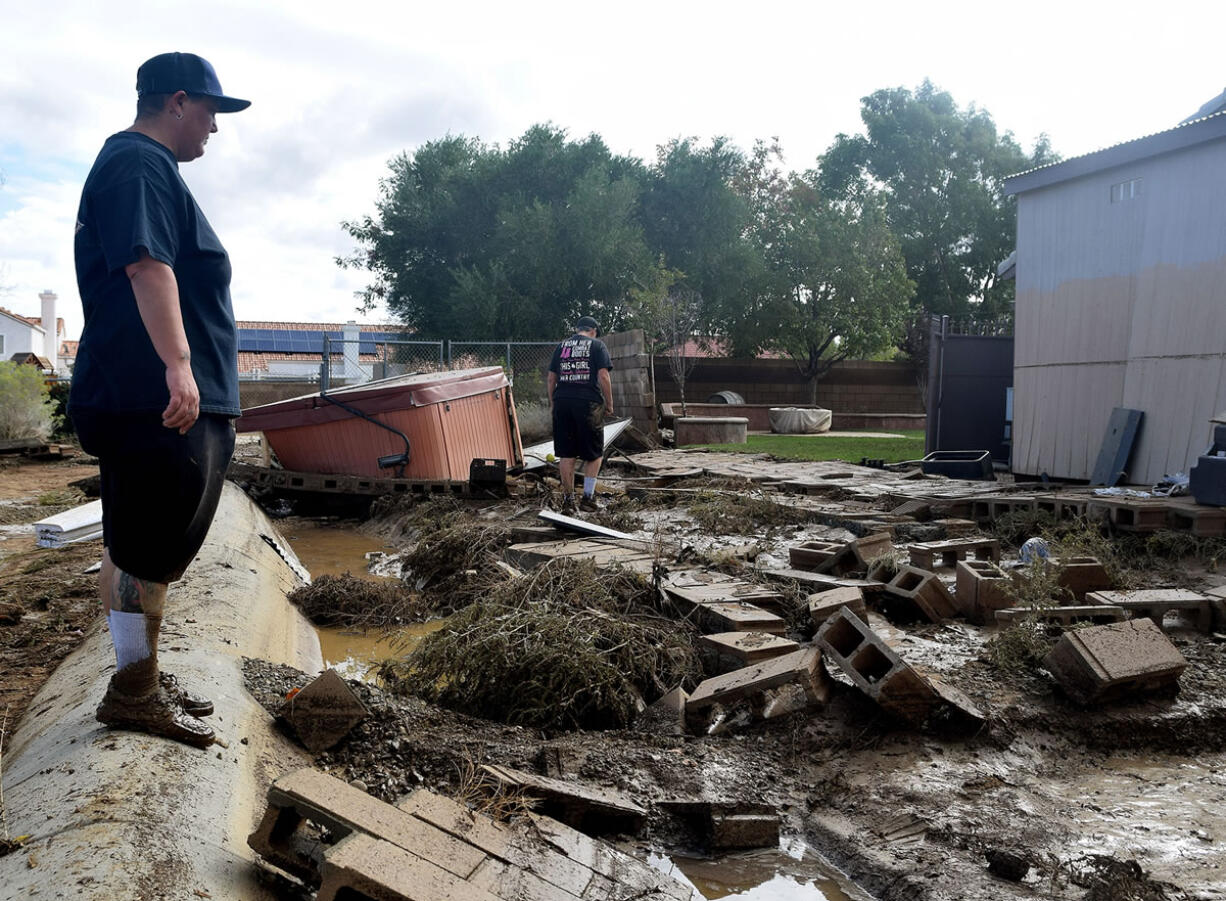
[{"left": 316, "top": 337, "right": 556, "bottom": 406}]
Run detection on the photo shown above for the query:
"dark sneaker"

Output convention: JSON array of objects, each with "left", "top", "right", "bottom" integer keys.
[
  {"left": 96, "top": 681, "right": 215, "bottom": 749},
  {"left": 579, "top": 495, "right": 600, "bottom": 513},
  {"left": 160, "top": 671, "right": 214, "bottom": 717},
  {"left": 560, "top": 494, "right": 577, "bottom": 514}
]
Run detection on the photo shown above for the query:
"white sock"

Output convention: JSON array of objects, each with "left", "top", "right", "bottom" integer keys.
[
  {"left": 108, "top": 610, "right": 152, "bottom": 672},
  {"left": 583, "top": 476, "right": 596, "bottom": 498}
]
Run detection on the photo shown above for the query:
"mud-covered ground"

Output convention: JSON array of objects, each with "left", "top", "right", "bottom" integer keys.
[
  {"left": 4, "top": 449, "right": 1226, "bottom": 900},
  {"left": 0, "top": 455, "right": 102, "bottom": 729},
  {"left": 243, "top": 456, "right": 1226, "bottom": 901}
]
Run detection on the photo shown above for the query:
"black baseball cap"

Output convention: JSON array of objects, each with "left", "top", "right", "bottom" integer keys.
[
  {"left": 136, "top": 52, "right": 250, "bottom": 113},
  {"left": 575, "top": 316, "right": 600, "bottom": 333}
]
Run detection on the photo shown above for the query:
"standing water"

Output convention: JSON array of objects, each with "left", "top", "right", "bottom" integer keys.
[
  {"left": 279, "top": 517, "right": 440, "bottom": 680},
  {"left": 651, "top": 845, "right": 871, "bottom": 901}
]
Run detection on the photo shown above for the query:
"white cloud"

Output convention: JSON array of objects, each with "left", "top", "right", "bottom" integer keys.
[{"left": 3, "top": 0, "right": 1224, "bottom": 339}]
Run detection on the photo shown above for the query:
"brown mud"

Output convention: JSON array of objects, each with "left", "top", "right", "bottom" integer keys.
[{"left": 3, "top": 450, "right": 1226, "bottom": 899}]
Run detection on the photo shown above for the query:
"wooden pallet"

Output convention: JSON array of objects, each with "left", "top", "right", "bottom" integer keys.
[{"left": 228, "top": 461, "right": 473, "bottom": 497}]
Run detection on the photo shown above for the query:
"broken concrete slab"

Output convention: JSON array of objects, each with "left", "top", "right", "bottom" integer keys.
[
  {"left": 636, "top": 686, "right": 688, "bottom": 735},
  {"left": 280, "top": 668, "right": 369, "bottom": 753},
  {"left": 908, "top": 537, "right": 1000, "bottom": 571},
  {"left": 808, "top": 586, "right": 868, "bottom": 629},
  {"left": 506, "top": 537, "right": 658, "bottom": 575},
  {"left": 763, "top": 567, "right": 886, "bottom": 596},
  {"left": 995, "top": 605, "right": 1128, "bottom": 626},
  {"left": 883, "top": 565, "right": 958, "bottom": 622},
  {"left": 815, "top": 607, "right": 939, "bottom": 726},
  {"left": 662, "top": 569, "right": 787, "bottom": 613},
  {"left": 1042, "top": 618, "right": 1188, "bottom": 705},
  {"left": 700, "top": 631, "right": 800, "bottom": 674},
  {"left": 251, "top": 768, "right": 697, "bottom": 901},
  {"left": 955, "top": 559, "right": 1012, "bottom": 625},
  {"left": 686, "top": 647, "right": 829, "bottom": 730},
  {"left": 1086, "top": 588, "right": 1213, "bottom": 633},
  {"left": 480, "top": 764, "right": 647, "bottom": 834}
]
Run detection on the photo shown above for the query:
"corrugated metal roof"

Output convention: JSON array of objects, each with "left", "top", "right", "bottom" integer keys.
[{"left": 1005, "top": 109, "right": 1226, "bottom": 195}]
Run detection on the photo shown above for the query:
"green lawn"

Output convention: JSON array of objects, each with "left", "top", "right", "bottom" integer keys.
[{"left": 687, "top": 430, "right": 926, "bottom": 464}]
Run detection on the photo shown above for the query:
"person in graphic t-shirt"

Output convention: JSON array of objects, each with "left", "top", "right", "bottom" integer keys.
[
  {"left": 69, "top": 52, "right": 250, "bottom": 749},
  {"left": 546, "top": 316, "right": 614, "bottom": 513}
]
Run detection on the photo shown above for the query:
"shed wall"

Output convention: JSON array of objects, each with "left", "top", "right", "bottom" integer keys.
[{"left": 1013, "top": 138, "right": 1226, "bottom": 482}]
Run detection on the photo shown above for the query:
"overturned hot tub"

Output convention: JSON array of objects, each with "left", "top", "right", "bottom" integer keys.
[{"left": 236, "top": 367, "right": 524, "bottom": 480}]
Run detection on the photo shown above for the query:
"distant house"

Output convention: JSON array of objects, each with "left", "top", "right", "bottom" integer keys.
[
  {"left": 1004, "top": 106, "right": 1226, "bottom": 483},
  {"left": 0, "top": 291, "right": 68, "bottom": 373},
  {"left": 235, "top": 320, "right": 417, "bottom": 382}
]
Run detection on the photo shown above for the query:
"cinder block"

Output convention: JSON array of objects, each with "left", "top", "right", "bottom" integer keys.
[
  {"left": 884, "top": 565, "right": 957, "bottom": 622},
  {"left": 700, "top": 631, "right": 800, "bottom": 674},
  {"left": 1042, "top": 618, "right": 1187, "bottom": 705},
  {"left": 1055, "top": 556, "right": 1112, "bottom": 601},
  {"left": 317, "top": 833, "right": 498, "bottom": 901},
  {"left": 1166, "top": 501, "right": 1226, "bottom": 537},
  {"left": 807, "top": 586, "right": 867, "bottom": 629},
  {"left": 686, "top": 647, "right": 829, "bottom": 724},
  {"left": 1085, "top": 498, "right": 1169, "bottom": 532},
  {"left": 1086, "top": 589, "right": 1213, "bottom": 633},
  {"left": 815, "top": 607, "right": 938, "bottom": 726},
  {"left": 710, "top": 806, "right": 780, "bottom": 850},
  {"left": 247, "top": 768, "right": 486, "bottom": 885},
  {"left": 908, "top": 537, "right": 1000, "bottom": 570},
  {"left": 788, "top": 532, "right": 892, "bottom": 576},
  {"left": 954, "top": 559, "right": 1011, "bottom": 625}
]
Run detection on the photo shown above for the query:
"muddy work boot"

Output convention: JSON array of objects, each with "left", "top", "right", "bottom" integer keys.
[
  {"left": 96, "top": 680, "right": 215, "bottom": 749},
  {"left": 560, "top": 494, "right": 577, "bottom": 514},
  {"left": 159, "top": 671, "right": 214, "bottom": 717},
  {"left": 579, "top": 495, "right": 600, "bottom": 513}
]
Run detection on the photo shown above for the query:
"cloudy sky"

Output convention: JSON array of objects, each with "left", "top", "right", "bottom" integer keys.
[{"left": 1, "top": 0, "right": 1221, "bottom": 340}]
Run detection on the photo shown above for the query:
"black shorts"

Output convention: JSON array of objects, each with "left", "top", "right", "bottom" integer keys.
[
  {"left": 73, "top": 411, "right": 236, "bottom": 584},
  {"left": 552, "top": 396, "right": 605, "bottom": 462}
]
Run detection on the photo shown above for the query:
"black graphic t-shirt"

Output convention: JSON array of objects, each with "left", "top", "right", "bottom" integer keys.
[{"left": 549, "top": 333, "right": 613, "bottom": 403}]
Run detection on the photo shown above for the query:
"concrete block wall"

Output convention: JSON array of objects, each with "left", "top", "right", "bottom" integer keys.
[
  {"left": 604, "top": 329, "right": 658, "bottom": 443},
  {"left": 654, "top": 357, "right": 924, "bottom": 415}
]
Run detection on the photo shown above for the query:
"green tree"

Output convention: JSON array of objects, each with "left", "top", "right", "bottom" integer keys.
[
  {"left": 639, "top": 138, "right": 767, "bottom": 335},
  {"left": 341, "top": 125, "right": 653, "bottom": 339},
  {"left": 0, "top": 361, "right": 54, "bottom": 441},
  {"left": 820, "top": 80, "right": 1056, "bottom": 321},
  {"left": 721, "top": 143, "right": 914, "bottom": 402}
]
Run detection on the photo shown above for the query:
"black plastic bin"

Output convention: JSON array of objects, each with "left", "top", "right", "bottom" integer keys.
[{"left": 920, "top": 450, "right": 995, "bottom": 481}]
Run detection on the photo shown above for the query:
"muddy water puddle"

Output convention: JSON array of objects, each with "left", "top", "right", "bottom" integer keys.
[
  {"left": 651, "top": 846, "right": 869, "bottom": 900},
  {"left": 279, "top": 517, "right": 432, "bottom": 680}
]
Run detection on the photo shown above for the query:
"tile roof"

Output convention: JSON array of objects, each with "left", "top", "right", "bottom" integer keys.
[{"left": 237, "top": 350, "right": 381, "bottom": 373}]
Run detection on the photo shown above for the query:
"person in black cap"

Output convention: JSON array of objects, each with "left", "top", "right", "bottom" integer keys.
[
  {"left": 547, "top": 316, "right": 614, "bottom": 513},
  {"left": 69, "top": 53, "right": 250, "bottom": 749}
]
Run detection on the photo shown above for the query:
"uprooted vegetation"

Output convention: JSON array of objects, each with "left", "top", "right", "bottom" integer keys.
[
  {"left": 378, "top": 558, "right": 702, "bottom": 731},
  {"left": 286, "top": 572, "right": 420, "bottom": 628},
  {"left": 686, "top": 480, "right": 812, "bottom": 534}
]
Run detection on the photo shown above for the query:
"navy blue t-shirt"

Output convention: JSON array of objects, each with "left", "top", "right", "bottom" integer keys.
[
  {"left": 549, "top": 334, "right": 613, "bottom": 403},
  {"left": 70, "top": 131, "right": 240, "bottom": 417}
]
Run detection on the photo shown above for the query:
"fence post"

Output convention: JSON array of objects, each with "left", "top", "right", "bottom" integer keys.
[{"left": 321, "top": 334, "right": 330, "bottom": 392}]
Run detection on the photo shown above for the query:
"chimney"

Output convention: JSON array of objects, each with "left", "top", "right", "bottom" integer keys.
[
  {"left": 342, "top": 320, "right": 363, "bottom": 384},
  {"left": 38, "top": 290, "right": 57, "bottom": 370}
]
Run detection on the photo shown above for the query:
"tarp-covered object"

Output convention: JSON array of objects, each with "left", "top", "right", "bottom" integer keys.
[{"left": 769, "top": 407, "right": 832, "bottom": 434}]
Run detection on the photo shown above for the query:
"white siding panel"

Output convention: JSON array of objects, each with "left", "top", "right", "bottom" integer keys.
[
  {"left": 1012, "top": 137, "right": 1226, "bottom": 481},
  {"left": 1122, "top": 355, "right": 1226, "bottom": 483},
  {"left": 1012, "top": 363, "right": 1125, "bottom": 478}
]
